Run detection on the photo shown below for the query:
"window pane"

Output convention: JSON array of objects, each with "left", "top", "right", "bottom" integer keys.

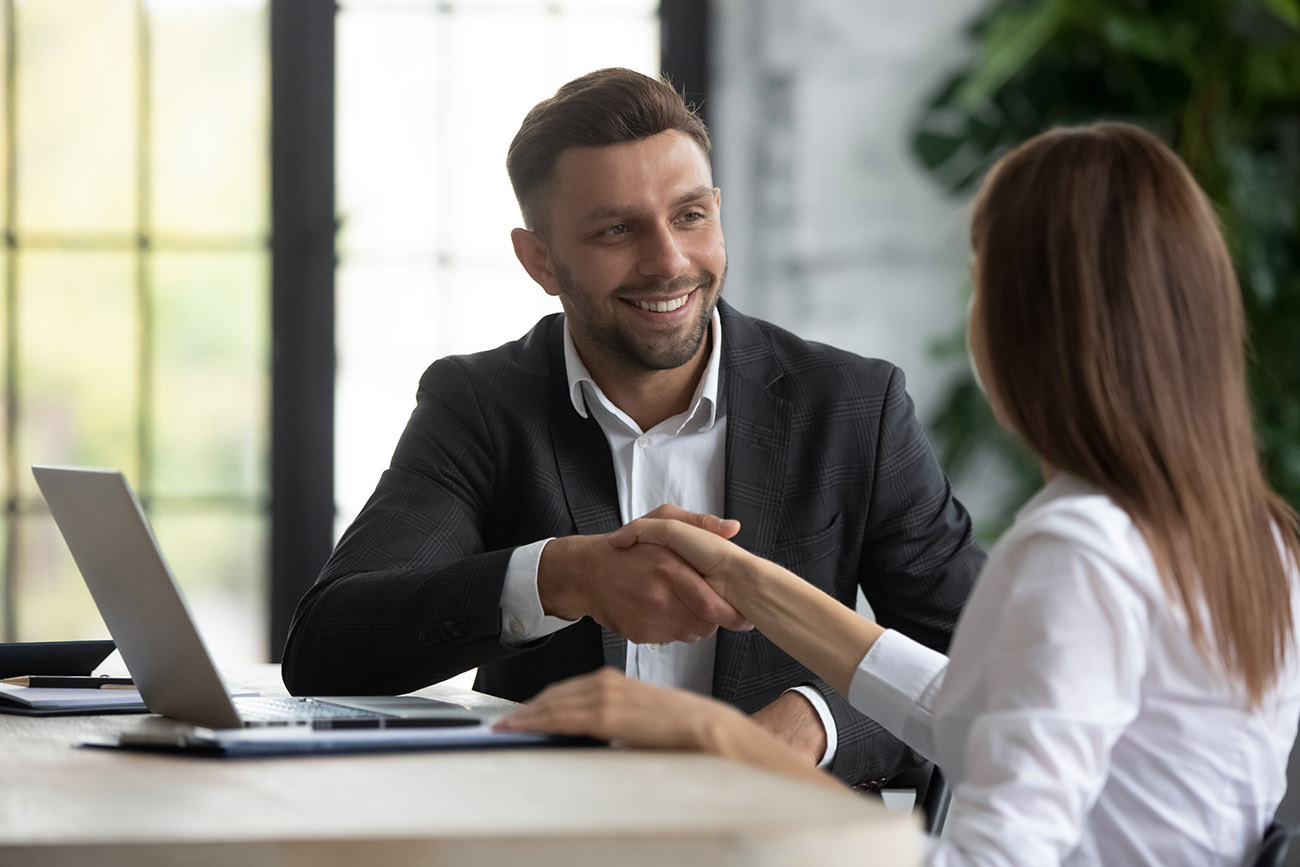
[
  {"left": 438, "top": 10, "right": 553, "bottom": 259},
  {"left": 554, "top": 6, "right": 659, "bottom": 82},
  {"left": 334, "top": 3, "right": 660, "bottom": 548},
  {"left": 152, "top": 251, "right": 268, "bottom": 498},
  {"left": 150, "top": 0, "right": 269, "bottom": 236},
  {"left": 334, "top": 260, "right": 439, "bottom": 529},
  {"left": 337, "top": 8, "right": 439, "bottom": 255},
  {"left": 439, "top": 263, "right": 559, "bottom": 357},
  {"left": 0, "top": 249, "right": 9, "bottom": 490},
  {"left": 17, "top": 0, "right": 137, "bottom": 234},
  {"left": 0, "top": 10, "right": 9, "bottom": 231},
  {"left": 15, "top": 513, "right": 108, "bottom": 641},
  {"left": 17, "top": 251, "right": 138, "bottom": 500},
  {"left": 149, "top": 510, "right": 267, "bottom": 663}
]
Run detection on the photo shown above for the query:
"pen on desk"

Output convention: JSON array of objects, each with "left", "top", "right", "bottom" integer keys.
[{"left": 2, "top": 675, "right": 136, "bottom": 689}]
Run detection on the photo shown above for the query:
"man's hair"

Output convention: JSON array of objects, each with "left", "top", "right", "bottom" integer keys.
[
  {"left": 506, "top": 67, "right": 712, "bottom": 233},
  {"left": 971, "top": 121, "right": 1300, "bottom": 707}
]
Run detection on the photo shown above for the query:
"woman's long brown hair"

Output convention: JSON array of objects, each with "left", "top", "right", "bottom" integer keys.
[{"left": 970, "top": 122, "right": 1300, "bottom": 706}]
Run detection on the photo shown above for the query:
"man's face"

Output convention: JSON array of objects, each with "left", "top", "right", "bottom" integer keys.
[{"left": 528, "top": 130, "right": 726, "bottom": 375}]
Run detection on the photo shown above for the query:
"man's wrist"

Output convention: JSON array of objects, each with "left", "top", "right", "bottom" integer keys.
[
  {"left": 750, "top": 690, "right": 828, "bottom": 766},
  {"left": 786, "top": 686, "right": 837, "bottom": 768},
  {"left": 501, "top": 539, "right": 575, "bottom": 646},
  {"left": 537, "top": 535, "right": 588, "bottom": 620}
]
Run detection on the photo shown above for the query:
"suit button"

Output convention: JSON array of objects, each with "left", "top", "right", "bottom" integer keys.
[
  {"left": 418, "top": 628, "right": 435, "bottom": 646},
  {"left": 440, "top": 620, "right": 467, "bottom": 640}
]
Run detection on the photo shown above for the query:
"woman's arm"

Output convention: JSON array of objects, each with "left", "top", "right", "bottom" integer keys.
[{"left": 609, "top": 516, "right": 885, "bottom": 695}]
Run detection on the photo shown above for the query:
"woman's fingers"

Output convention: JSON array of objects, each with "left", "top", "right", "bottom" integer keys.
[
  {"left": 608, "top": 507, "right": 740, "bottom": 550},
  {"left": 608, "top": 518, "right": 735, "bottom": 573},
  {"left": 642, "top": 503, "right": 741, "bottom": 539}
]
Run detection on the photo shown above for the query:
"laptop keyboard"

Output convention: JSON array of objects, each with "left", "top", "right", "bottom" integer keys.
[{"left": 235, "top": 696, "right": 396, "bottom": 724}]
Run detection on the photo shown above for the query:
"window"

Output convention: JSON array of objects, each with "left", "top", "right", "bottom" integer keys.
[
  {"left": 1, "top": 0, "right": 269, "bottom": 662},
  {"left": 334, "top": 0, "right": 660, "bottom": 529},
  {"left": 5, "top": 0, "right": 675, "bottom": 667}
]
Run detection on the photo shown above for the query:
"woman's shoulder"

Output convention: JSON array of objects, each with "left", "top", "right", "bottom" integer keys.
[{"left": 995, "top": 475, "right": 1163, "bottom": 598}]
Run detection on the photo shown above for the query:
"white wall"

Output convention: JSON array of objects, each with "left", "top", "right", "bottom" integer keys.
[{"left": 712, "top": 0, "right": 985, "bottom": 431}]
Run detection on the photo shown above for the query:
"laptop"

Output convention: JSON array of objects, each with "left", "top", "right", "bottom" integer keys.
[{"left": 31, "top": 465, "right": 483, "bottom": 733}]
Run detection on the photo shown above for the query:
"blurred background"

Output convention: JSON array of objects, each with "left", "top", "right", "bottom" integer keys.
[{"left": 2, "top": 0, "right": 1297, "bottom": 691}]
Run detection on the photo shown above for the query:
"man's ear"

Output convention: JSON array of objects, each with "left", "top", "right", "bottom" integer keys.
[{"left": 511, "top": 228, "right": 561, "bottom": 297}]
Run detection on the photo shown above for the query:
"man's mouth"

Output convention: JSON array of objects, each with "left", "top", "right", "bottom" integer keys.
[{"left": 629, "top": 292, "right": 692, "bottom": 313}]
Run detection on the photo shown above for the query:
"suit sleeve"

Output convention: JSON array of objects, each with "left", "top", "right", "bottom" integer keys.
[
  {"left": 830, "top": 365, "right": 984, "bottom": 782},
  {"left": 281, "top": 357, "right": 542, "bottom": 696}
]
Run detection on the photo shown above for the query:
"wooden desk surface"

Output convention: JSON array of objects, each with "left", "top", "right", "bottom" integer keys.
[{"left": 1, "top": 664, "right": 918, "bottom": 866}]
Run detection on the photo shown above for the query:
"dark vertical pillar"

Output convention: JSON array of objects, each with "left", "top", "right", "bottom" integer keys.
[
  {"left": 269, "top": 0, "right": 335, "bottom": 661},
  {"left": 660, "top": 0, "right": 711, "bottom": 128}
]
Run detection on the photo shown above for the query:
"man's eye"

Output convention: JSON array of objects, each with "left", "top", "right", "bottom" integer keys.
[
  {"left": 604, "top": 224, "right": 631, "bottom": 236},
  {"left": 680, "top": 211, "right": 706, "bottom": 223}
]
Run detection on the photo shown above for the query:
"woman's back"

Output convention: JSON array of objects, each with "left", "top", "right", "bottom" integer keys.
[{"left": 931, "top": 474, "right": 1300, "bottom": 866}]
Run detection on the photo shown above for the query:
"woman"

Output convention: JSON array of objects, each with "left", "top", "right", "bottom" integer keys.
[{"left": 496, "top": 122, "right": 1300, "bottom": 866}]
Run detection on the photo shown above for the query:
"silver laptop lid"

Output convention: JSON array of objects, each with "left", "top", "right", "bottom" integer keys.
[{"left": 32, "top": 466, "right": 242, "bottom": 729}]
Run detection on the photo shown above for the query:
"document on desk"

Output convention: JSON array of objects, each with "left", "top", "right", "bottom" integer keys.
[
  {"left": 0, "top": 683, "right": 258, "bottom": 717},
  {"left": 83, "top": 718, "right": 603, "bottom": 757},
  {"left": 0, "top": 682, "right": 148, "bottom": 715}
]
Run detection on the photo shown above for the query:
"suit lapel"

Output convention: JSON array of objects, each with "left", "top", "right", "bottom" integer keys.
[
  {"left": 545, "top": 319, "right": 627, "bottom": 670},
  {"left": 714, "top": 304, "right": 790, "bottom": 701}
]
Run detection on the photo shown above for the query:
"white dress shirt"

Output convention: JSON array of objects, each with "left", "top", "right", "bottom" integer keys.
[
  {"left": 499, "top": 311, "right": 837, "bottom": 764},
  {"left": 850, "top": 474, "right": 1300, "bottom": 866}
]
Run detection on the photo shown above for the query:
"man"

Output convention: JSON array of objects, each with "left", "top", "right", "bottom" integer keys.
[{"left": 282, "top": 68, "right": 983, "bottom": 786}]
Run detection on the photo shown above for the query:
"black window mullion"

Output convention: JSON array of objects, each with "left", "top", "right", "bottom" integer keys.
[
  {"left": 659, "top": 0, "right": 710, "bottom": 129},
  {"left": 269, "top": 0, "right": 335, "bottom": 662}
]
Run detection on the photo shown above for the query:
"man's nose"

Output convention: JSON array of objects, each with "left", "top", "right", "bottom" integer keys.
[{"left": 638, "top": 225, "right": 690, "bottom": 278}]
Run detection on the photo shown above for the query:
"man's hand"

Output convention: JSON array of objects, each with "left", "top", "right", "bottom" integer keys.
[
  {"left": 750, "top": 691, "right": 828, "bottom": 767},
  {"left": 537, "top": 504, "right": 752, "bottom": 644}
]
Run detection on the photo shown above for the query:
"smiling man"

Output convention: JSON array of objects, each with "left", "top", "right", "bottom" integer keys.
[{"left": 282, "top": 68, "right": 984, "bottom": 787}]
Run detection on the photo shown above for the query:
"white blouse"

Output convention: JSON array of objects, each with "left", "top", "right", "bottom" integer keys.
[{"left": 850, "top": 474, "right": 1300, "bottom": 866}]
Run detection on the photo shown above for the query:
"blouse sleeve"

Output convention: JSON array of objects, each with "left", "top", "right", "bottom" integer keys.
[
  {"left": 849, "top": 627, "right": 949, "bottom": 762},
  {"left": 851, "top": 529, "right": 1150, "bottom": 867}
]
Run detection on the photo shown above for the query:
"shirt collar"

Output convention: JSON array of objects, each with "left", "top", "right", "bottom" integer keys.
[
  {"left": 1015, "top": 472, "right": 1099, "bottom": 520},
  {"left": 563, "top": 308, "right": 723, "bottom": 432}
]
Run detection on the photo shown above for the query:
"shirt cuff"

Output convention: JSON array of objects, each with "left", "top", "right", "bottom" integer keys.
[
  {"left": 848, "top": 629, "right": 947, "bottom": 762},
  {"left": 500, "top": 539, "right": 578, "bottom": 646},
  {"left": 784, "top": 685, "right": 837, "bottom": 768}
]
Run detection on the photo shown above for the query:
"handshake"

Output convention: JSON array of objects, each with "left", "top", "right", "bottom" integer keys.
[{"left": 536, "top": 503, "right": 757, "bottom": 645}]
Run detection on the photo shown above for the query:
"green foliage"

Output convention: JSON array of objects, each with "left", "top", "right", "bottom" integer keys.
[{"left": 911, "top": 0, "right": 1300, "bottom": 539}]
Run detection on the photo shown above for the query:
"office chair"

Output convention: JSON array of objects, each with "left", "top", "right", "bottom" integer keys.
[
  {"left": 918, "top": 765, "right": 951, "bottom": 836},
  {"left": 1251, "top": 820, "right": 1296, "bottom": 867}
]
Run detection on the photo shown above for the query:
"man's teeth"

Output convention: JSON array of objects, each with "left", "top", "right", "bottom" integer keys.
[{"left": 633, "top": 295, "right": 689, "bottom": 313}]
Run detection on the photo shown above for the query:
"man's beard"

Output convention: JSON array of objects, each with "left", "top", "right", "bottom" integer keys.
[{"left": 554, "top": 263, "right": 725, "bottom": 372}]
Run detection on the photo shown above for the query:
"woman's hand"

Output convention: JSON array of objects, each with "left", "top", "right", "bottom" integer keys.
[
  {"left": 494, "top": 667, "right": 741, "bottom": 751},
  {"left": 613, "top": 504, "right": 885, "bottom": 698},
  {"left": 609, "top": 507, "right": 758, "bottom": 605},
  {"left": 494, "top": 668, "right": 843, "bottom": 790},
  {"left": 608, "top": 501, "right": 883, "bottom": 696}
]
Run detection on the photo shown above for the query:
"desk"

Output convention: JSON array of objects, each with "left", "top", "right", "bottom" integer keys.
[{"left": 1, "top": 664, "right": 918, "bottom": 866}]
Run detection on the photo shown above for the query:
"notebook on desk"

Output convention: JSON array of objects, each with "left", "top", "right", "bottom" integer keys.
[{"left": 32, "top": 465, "right": 594, "bottom": 755}]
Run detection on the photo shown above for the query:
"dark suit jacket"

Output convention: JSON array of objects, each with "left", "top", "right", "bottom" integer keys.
[{"left": 282, "top": 300, "right": 983, "bottom": 785}]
